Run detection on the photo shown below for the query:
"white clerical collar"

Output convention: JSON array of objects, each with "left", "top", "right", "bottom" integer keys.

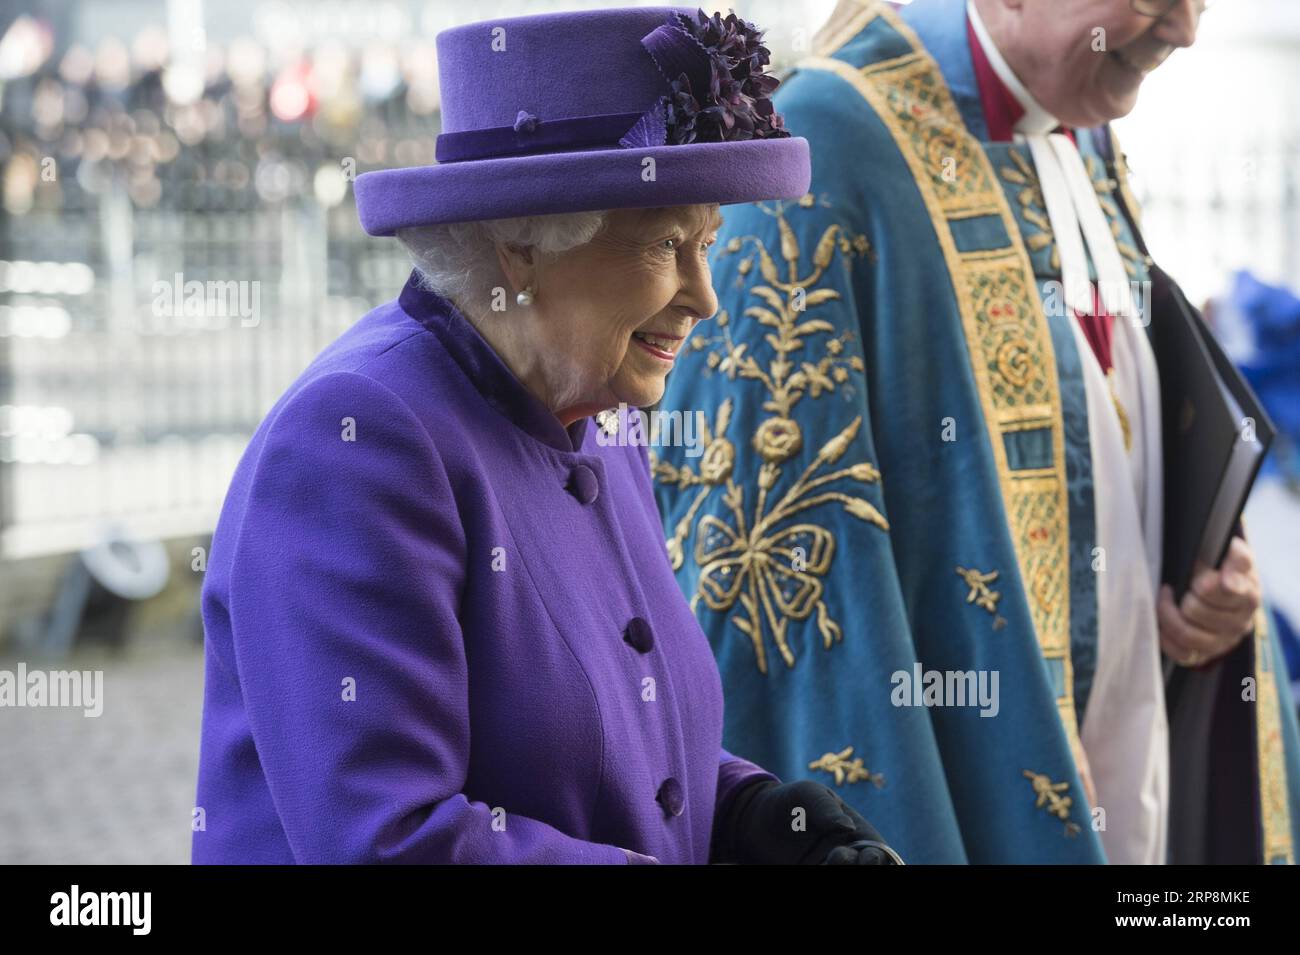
[{"left": 966, "top": 0, "right": 1059, "bottom": 135}]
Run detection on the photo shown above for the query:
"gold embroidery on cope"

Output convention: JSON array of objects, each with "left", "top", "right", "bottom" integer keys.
[
  {"left": 998, "top": 149, "right": 1151, "bottom": 281},
  {"left": 1000, "top": 151, "right": 1059, "bottom": 271},
  {"left": 956, "top": 566, "right": 1000, "bottom": 611},
  {"left": 650, "top": 196, "right": 885, "bottom": 675},
  {"left": 799, "top": 0, "right": 1083, "bottom": 770},
  {"left": 956, "top": 566, "right": 1008, "bottom": 630},
  {"left": 1084, "top": 153, "right": 1151, "bottom": 278},
  {"left": 810, "top": 746, "right": 886, "bottom": 789},
  {"left": 1023, "top": 769, "right": 1082, "bottom": 837},
  {"left": 1105, "top": 127, "right": 1157, "bottom": 284},
  {"left": 1253, "top": 603, "right": 1296, "bottom": 863}
]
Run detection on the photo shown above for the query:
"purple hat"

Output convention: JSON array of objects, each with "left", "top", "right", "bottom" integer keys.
[{"left": 354, "top": 6, "right": 811, "bottom": 235}]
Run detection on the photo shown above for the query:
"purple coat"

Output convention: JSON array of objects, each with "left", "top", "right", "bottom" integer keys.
[{"left": 192, "top": 273, "right": 778, "bottom": 864}]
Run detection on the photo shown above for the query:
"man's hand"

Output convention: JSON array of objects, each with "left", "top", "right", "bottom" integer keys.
[{"left": 1157, "top": 536, "right": 1260, "bottom": 668}]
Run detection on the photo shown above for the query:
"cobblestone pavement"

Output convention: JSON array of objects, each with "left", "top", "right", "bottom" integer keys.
[{"left": 0, "top": 628, "right": 204, "bottom": 864}]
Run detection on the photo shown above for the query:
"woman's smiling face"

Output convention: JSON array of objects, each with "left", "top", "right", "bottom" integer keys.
[{"left": 516, "top": 204, "right": 722, "bottom": 422}]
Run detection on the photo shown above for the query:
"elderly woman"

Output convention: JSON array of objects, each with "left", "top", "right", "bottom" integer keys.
[{"left": 192, "top": 6, "right": 900, "bottom": 864}]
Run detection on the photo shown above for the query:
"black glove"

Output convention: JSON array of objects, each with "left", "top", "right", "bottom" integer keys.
[{"left": 712, "top": 779, "right": 902, "bottom": 865}]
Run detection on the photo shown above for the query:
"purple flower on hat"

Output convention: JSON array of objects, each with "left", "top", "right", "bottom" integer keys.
[{"left": 635, "top": 8, "right": 790, "bottom": 148}]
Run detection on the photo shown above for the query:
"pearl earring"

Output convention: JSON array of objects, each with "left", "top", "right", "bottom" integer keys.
[{"left": 516, "top": 285, "right": 535, "bottom": 306}]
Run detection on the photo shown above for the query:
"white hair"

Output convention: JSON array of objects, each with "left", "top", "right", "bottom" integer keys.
[{"left": 395, "top": 211, "right": 608, "bottom": 318}]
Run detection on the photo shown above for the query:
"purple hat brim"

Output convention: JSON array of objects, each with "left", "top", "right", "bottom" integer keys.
[{"left": 354, "top": 136, "right": 810, "bottom": 236}]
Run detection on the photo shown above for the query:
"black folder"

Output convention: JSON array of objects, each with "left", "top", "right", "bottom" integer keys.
[{"left": 1148, "top": 264, "right": 1275, "bottom": 597}]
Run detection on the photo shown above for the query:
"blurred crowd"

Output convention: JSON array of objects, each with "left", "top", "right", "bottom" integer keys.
[
  {"left": 0, "top": 13, "right": 437, "bottom": 559},
  {"left": 1, "top": 15, "right": 441, "bottom": 217}
]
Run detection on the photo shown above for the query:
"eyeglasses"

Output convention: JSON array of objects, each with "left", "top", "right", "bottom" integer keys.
[{"left": 1130, "top": 0, "right": 1212, "bottom": 16}]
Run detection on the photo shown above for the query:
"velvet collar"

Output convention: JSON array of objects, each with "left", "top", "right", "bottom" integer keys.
[{"left": 398, "top": 272, "right": 593, "bottom": 454}]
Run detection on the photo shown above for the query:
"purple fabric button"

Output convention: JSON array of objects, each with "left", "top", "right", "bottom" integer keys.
[
  {"left": 624, "top": 616, "right": 654, "bottom": 653},
  {"left": 568, "top": 464, "right": 599, "bottom": 504},
  {"left": 656, "top": 777, "right": 685, "bottom": 817}
]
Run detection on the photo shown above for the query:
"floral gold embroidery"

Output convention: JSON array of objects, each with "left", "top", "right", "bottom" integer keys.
[
  {"left": 956, "top": 565, "right": 1007, "bottom": 630},
  {"left": 800, "top": 23, "right": 1082, "bottom": 769},
  {"left": 754, "top": 417, "right": 803, "bottom": 463},
  {"left": 810, "top": 746, "right": 885, "bottom": 788},
  {"left": 956, "top": 566, "right": 1000, "bottom": 613},
  {"left": 1023, "top": 769, "right": 1082, "bottom": 837},
  {"left": 688, "top": 416, "right": 887, "bottom": 673},
  {"left": 1000, "top": 150, "right": 1153, "bottom": 282},
  {"left": 995, "top": 337, "right": 1032, "bottom": 388},
  {"left": 1085, "top": 154, "right": 1152, "bottom": 279},
  {"left": 1000, "top": 150, "right": 1059, "bottom": 271},
  {"left": 653, "top": 197, "right": 887, "bottom": 674},
  {"left": 653, "top": 401, "right": 735, "bottom": 571}
]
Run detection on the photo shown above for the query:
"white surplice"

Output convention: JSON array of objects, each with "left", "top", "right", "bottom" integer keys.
[{"left": 969, "top": 0, "right": 1170, "bottom": 864}]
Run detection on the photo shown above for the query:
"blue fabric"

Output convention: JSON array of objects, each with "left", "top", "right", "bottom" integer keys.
[
  {"left": 894, "top": 1, "right": 1104, "bottom": 730},
  {"left": 1277, "top": 612, "right": 1300, "bottom": 691},
  {"left": 1227, "top": 271, "right": 1300, "bottom": 686},
  {"left": 658, "top": 0, "right": 1300, "bottom": 865},
  {"left": 1230, "top": 270, "right": 1300, "bottom": 479},
  {"left": 654, "top": 4, "right": 1106, "bottom": 863}
]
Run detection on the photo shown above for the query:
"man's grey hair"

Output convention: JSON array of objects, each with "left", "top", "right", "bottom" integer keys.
[{"left": 396, "top": 211, "right": 608, "bottom": 317}]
